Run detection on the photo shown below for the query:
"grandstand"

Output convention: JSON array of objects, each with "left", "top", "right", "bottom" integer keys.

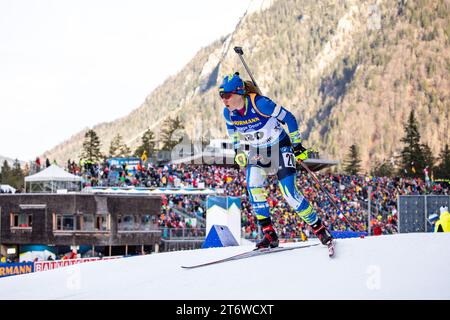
[{"left": 66, "top": 157, "right": 449, "bottom": 243}]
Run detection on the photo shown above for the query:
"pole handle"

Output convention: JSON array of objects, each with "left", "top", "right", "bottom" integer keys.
[
  {"left": 234, "top": 46, "right": 244, "bottom": 55},
  {"left": 233, "top": 46, "right": 259, "bottom": 89}
]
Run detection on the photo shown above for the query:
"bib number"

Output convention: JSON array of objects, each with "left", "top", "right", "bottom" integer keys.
[
  {"left": 244, "top": 131, "right": 265, "bottom": 141},
  {"left": 283, "top": 152, "right": 295, "bottom": 168}
]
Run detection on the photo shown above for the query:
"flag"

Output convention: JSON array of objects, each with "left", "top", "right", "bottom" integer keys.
[
  {"left": 411, "top": 161, "right": 416, "bottom": 173},
  {"left": 141, "top": 150, "right": 148, "bottom": 162}
]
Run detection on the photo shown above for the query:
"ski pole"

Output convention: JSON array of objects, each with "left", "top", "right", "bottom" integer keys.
[
  {"left": 233, "top": 46, "right": 358, "bottom": 232},
  {"left": 298, "top": 161, "right": 357, "bottom": 232},
  {"left": 233, "top": 47, "right": 260, "bottom": 92}
]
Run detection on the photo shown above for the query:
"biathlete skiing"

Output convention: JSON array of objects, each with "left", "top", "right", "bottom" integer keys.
[{"left": 219, "top": 71, "right": 334, "bottom": 252}]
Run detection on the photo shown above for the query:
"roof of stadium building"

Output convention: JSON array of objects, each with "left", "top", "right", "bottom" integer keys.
[
  {"left": 82, "top": 187, "right": 225, "bottom": 195},
  {"left": 300, "top": 158, "right": 340, "bottom": 172},
  {"left": 170, "top": 149, "right": 339, "bottom": 172}
]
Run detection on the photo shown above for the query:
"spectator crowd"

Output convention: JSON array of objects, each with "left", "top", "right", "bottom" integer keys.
[{"left": 62, "top": 159, "right": 450, "bottom": 240}]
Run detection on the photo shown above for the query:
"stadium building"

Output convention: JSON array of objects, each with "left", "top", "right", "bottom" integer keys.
[{"left": 0, "top": 193, "right": 162, "bottom": 262}]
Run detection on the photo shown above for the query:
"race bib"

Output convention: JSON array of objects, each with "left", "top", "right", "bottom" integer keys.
[{"left": 282, "top": 152, "right": 296, "bottom": 168}]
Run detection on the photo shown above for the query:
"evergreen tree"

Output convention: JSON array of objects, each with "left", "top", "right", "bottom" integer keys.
[
  {"left": 119, "top": 144, "right": 131, "bottom": 157},
  {"left": 23, "top": 162, "right": 30, "bottom": 177},
  {"left": 109, "top": 134, "right": 120, "bottom": 157},
  {"left": 435, "top": 144, "right": 450, "bottom": 178},
  {"left": 398, "top": 110, "right": 426, "bottom": 178},
  {"left": 343, "top": 144, "right": 362, "bottom": 175},
  {"left": 0, "top": 160, "right": 11, "bottom": 184},
  {"left": 421, "top": 143, "right": 435, "bottom": 174},
  {"left": 10, "top": 159, "right": 24, "bottom": 189},
  {"left": 109, "top": 134, "right": 131, "bottom": 157},
  {"left": 0, "top": 160, "right": 23, "bottom": 189},
  {"left": 134, "top": 129, "right": 156, "bottom": 159},
  {"left": 81, "top": 129, "right": 103, "bottom": 162},
  {"left": 371, "top": 159, "right": 394, "bottom": 177},
  {"left": 161, "top": 116, "right": 184, "bottom": 151}
]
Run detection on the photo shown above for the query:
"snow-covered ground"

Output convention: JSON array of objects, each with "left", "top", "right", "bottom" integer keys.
[{"left": 1, "top": 233, "right": 449, "bottom": 300}]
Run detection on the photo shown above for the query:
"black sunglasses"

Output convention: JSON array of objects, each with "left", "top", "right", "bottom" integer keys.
[
  {"left": 220, "top": 92, "right": 234, "bottom": 99},
  {"left": 220, "top": 91, "right": 236, "bottom": 99}
]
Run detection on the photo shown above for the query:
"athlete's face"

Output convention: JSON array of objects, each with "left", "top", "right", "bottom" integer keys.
[{"left": 221, "top": 93, "right": 245, "bottom": 111}]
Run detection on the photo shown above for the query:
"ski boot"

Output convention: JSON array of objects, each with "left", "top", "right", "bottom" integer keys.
[
  {"left": 311, "top": 218, "right": 333, "bottom": 245},
  {"left": 255, "top": 219, "right": 279, "bottom": 250},
  {"left": 311, "top": 219, "right": 335, "bottom": 257}
]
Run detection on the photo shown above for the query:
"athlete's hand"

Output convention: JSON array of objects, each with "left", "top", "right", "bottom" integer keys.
[
  {"left": 234, "top": 150, "right": 248, "bottom": 167},
  {"left": 293, "top": 143, "right": 308, "bottom": 161}
]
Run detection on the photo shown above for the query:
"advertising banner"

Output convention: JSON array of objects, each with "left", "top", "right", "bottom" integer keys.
[
  {"left": 34, "top": 256, "right": 121, "bottom": 272},
  {"left": 0, "top": 262, "right": 34, "bottom": 278},
  {"left": 0, "top": 256, "right": 122, "bottom": 277}
]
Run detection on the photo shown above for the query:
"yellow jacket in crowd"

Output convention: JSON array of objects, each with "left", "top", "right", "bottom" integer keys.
[{"left": 435, "top": 207, "right": 450, "bottom": 233}]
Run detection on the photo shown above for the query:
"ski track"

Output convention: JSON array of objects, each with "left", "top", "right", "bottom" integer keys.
[{"left": 0, "top": 233, "right": 449, "bottom": 299}]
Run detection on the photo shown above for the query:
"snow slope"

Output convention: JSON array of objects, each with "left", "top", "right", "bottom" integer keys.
[{"left": 1, "top": 233, "right": 449, "bottom": 300}]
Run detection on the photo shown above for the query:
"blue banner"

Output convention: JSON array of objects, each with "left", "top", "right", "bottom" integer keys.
[
  {"left": 107, "top": 157, "right": 141, "bottom": 167},
  {"left": 0, "top": 262, "right": 34, "bottom": 278},
  {"left": 207, "top": 196, "right": 228, "bottom": 209},
  {"left": 331, "top": 231, "right": 368, "bottom": 239}
]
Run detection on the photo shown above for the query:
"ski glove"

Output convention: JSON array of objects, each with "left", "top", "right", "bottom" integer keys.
[
  {"left": 234, "top": 150, "right": 248, "bottom": 167},
  {"left": 290, "top": 130, "right": 308, "bottom": 161},
  {"left": 292, "top": 143, "right": 308, "bottom": 161}
]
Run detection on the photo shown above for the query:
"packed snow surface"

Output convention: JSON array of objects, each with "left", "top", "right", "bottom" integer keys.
[{"left": 1, "top": 233, "right": 449, "bottom": 299}]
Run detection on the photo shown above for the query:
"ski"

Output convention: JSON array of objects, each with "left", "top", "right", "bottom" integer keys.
[{"left": 181, "top": 243, "right": 320, "bottom": 269}]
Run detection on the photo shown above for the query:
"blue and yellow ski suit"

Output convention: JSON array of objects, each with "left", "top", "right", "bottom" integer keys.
[{"left": 223, "top": 93, "right": 319, "bottom": 226}]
